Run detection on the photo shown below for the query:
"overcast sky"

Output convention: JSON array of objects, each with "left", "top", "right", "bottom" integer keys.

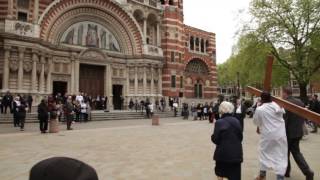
[{"left": 184, "top": 0, "right": 251, "bottom": 64}]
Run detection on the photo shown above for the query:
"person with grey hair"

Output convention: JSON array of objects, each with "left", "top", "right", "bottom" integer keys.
[{"left": 211, "top": 101, "right": 243, "bottom": 180}]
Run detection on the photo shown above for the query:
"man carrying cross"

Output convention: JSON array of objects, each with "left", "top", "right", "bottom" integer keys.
[{"left": 282, "top": 87, "right": 314, "bottom": 180}]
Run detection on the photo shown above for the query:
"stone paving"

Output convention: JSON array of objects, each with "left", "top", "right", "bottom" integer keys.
[{"left": 0, "top": 117, "right": 319, "bottom": 180}]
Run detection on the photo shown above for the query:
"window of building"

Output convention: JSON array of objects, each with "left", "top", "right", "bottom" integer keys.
[
  {"left": 169, "top": 0, "right": 174, "bottom": 5},
  {"left": 17, "top": 0, "right": 29, "bottom": 9},
  {"left": 194, "top": 80, "right": 203, "bottom": 98},
  {"left": 160, "top": 0, "right": 165, "bottom": 5},
  {"left": 205, "top": 40, "right": 209, "bottom": 53},
  {"left": 180, "top": 76, "right": 183, "bottom": 88},
  {"left": 171, "top": 51, "right": 175, "bottom": 62},
  {"left": 190, "top": 36, "right": 194, "bottom": 50},
  {"left": 179, "top": 53, "right": 182, "bottom": 62},
  {"left": 18, "top": 12, "right": 28, "bottom": 22},
  {"left": 201, "top": 39, "right": 205, "bottom": 53},
  {"left": 171, "top": 75, "right": 176, "bottom": 88}
]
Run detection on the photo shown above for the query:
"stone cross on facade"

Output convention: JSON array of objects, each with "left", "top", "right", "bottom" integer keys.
[{"left": 246, "top": 56, "right": 320, "bottom": 124}]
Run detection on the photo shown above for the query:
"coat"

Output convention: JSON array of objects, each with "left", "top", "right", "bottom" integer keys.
[
  {"left": 212, "top": 114, "right": 243, "bottom": 163},
  {"left": 253, "top": 102, "right": 288, "bottom": 175},
  {"left": 38, "top": 102, "right": 49, "bottom": 120},
  {"left": 284, "top": 96, "right": 305, "bottom": 139}
]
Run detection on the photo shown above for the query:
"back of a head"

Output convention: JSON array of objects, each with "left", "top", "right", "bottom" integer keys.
[
  {"left": 219, "top": 101, "right": 234, "bottom": 115},
  {"left": 260, "top": 91, "right": 272, "bottom": 104},
  {"left": 29, "top": 157, "right": 98, "bottom": 180}
]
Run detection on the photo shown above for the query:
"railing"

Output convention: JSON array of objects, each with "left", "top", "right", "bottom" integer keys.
[{"left": 4, "top": 19, "right": 39, "bottom": 38}]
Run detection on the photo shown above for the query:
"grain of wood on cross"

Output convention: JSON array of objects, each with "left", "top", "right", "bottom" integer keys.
[{"left": 246, "top": 56, "right": 320, "bottom": 124}]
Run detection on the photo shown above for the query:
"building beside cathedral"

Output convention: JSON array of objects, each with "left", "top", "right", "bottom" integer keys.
[{"left": 0, "top": 0, "right": 217, "bottom": 109}]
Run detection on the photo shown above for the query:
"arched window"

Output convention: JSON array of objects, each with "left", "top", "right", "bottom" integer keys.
[
  {"left": 194, "top": 80, "right": 203, "bottom": 98},
  {"left": 190, "top": 36, "right": 194, "bottom": 50},
  {"left": 185, "top": 59, "right": 209, "bottom": 74},
  {"left": 200, "top": 39, "right": 204, "bottom": 53}
]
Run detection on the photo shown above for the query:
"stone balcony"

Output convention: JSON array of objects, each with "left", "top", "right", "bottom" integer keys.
[
  {"left": 4, "top": 19, "right": 40, "bottom": 38},
  {"left": 143, "top": 44, "right": 163, "bottom": 57}
]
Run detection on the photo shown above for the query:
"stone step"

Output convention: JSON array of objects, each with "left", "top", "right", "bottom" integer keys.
[{"left": 0, "top": 111, "right": 178, "bottom": 124}]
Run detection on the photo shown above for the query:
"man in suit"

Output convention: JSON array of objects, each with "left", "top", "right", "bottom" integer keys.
[{"left": 282, "top": 87, "right": 314, "bottom": 180}]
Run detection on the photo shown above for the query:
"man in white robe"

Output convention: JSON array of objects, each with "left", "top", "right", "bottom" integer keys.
[{"left": 253, "top": 92, "right": 287, "bottom": 180}]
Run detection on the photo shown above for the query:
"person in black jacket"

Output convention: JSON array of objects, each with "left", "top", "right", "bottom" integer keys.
[
  {"left": 233, "top": 98, "right": 247, "bottom": 132},
  {"left": 282, "top": 88, "right": 314, "bottom": 180},
  {"left": 309, "top": 94, "right": 320, "bottom": 133},
  {"left": 3, "top": 91, "right": 13, "bottom": 114},
  {"left": 18, "top": 99, "right": 28, "bottom": 131},
  {"left": 38, "top": 99, "right": 49, "bottom": 133},
  {"left": 211, "top": 101, "right": 243, "bottom": 180}
]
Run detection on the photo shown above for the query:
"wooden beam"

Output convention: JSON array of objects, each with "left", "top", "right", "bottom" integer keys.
[
  {"left": 247, "top": 86, "right": 320, "bottom": 124},
  {"left": 263, "top": 55, "right": 274, "bottom": 92}
]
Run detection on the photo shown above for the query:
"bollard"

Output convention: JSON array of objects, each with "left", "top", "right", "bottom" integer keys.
[
  {"left": 152, "top": 115, "right": 160, "bottom": 126},
  {"left": 49, "top": 119, "right": 59, "bottom": 133}
]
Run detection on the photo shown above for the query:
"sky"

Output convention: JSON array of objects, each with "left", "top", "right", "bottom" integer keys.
[{"left": 184, "top": 0, "right": 251, "bottom": 64}]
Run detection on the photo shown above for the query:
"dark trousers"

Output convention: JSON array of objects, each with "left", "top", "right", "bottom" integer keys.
[
  {"left": 13, "top": 114, "right": 20, "bottom": 127},
  {"left": 4, "top": 104, "right": 11, "bottom": 114},
  {"left": 39, "top": 117, "right": 48, "bottom": 132},
  {"left": 20, "top": 117, "right": 25, "bottom": 129},
  {"left": 28, "top": 103, "right": 32, "bottom": 113},
  {"left": 0, "top": 105, "right": 3, "bottom": 113},
  {"left": 286, "top": 138, "right": 312, "bottom": 176},
  {"left": 215, "top": 162, "right": 241, "bottom": 180},
  {"left": 66, "top": 114, "right": 73, "bottom": 129}
]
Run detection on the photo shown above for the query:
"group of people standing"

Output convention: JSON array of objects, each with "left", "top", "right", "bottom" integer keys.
[{"left": 211, "top": 88, "right": 316, "bottom": 180}]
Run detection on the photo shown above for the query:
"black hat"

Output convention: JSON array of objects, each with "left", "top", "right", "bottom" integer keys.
[{"left": 29, "top": 157, "right": 98, "bottom": 180}]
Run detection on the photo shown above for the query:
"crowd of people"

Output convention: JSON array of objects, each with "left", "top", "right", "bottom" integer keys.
[{"left": 211, "top": 88, "right": 318, "bottom": 180}]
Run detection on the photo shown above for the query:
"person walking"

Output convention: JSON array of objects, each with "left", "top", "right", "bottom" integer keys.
[
  {"left": 282, "top": 88, "right": 314, "bottom": 180},
  {"left": 253, "top": 92, "right": 287, "bottom": 180},
  {"left": 18, "top": 99, "right": 28, "bottom": 131},
  {"left": 37, "top": 99, "right": 49, "bottom": 133},
  {"left": 12, "top": 96, "right": 21, "bottom": 127},
  {"left": 233, "top": 98, "right": 247, "bottom": 132},
  {"left": 27, "top": 94, "right": 33, "bottom": 113},
  {"left": 65, "top": 96, "right": 75, "bottom": 130},
  {"left": 211, "top": 101, "right": 243, "bottom": 180},
  {"left": 3, "top": 91, "right": 13, "bottom": 114}
]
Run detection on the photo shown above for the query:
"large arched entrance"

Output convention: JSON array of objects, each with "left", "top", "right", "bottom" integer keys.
[{"left": 185, "top": 58, "right": 210, "bottom": 99}]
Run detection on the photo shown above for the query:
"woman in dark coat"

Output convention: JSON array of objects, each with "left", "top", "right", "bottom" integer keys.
[
  {"left": 38, "top": 99, "right": 49, "bottom": 133},
  {"left": 18, "top": 99, "right": 28, "bottom": 131},
  {"left": 212, "top": 101, "right": 243, "bottom": 180}
]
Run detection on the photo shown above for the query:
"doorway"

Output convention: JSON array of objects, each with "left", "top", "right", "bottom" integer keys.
[
  {"left": 79, "top": 64, "right": 105, "bottom": 97},
  {"left": 53, "top": 81, "right": 67, "bottom": 97},
  {"left": 113, "top": 85, "right": 123, "bottom": 110}
]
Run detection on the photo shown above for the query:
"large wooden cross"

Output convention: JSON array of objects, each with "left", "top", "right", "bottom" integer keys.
[{"left": 246, "top": 55, "right": 320, "bottom": 124}]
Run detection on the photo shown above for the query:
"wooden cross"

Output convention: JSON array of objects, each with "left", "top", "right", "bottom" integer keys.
[{"left": 246, "top": 55, "right": 320, "bottom": 124}]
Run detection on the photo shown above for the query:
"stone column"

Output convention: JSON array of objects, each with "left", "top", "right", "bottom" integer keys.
[
  {"left": 143, "top": 66, "right": 147, "bottom": 95},
  {"left": 31, "top": 50, "right": 38, "bottom": 93},
  {"left": 134, "top": 66, "right": 138, "bottom": 95},
  {"left": 39, "top": 55, "right": 45, "bottom": 93},
  {"left": 33, "top": 0, "right": 39, "bottom": 23},
  {"left": 151, "top": 66, "right": 154, "bottom": 95},
  {"left": 158, "top": 68, "right": 162, "bottom": 95},
  {"left": 106, "top": 64, "right": 113, "bottom": 110},
  {"left": 7, "top": 0, "right": 13, "bottom": 19},
  {"left": 126, "top": 67, "right": 130, "bottom": 96},
  {"left": 143, "top": 18, "right": 147, "bottom": 42},
  {"left": 156, "top": 22, "right": 161, "bottom": 46},
  {"left": 70, "top": 56, "right": 75, "bottom": 94},
  {"left": 2, "top": 46, "right": 10, "bottom": 91},
  {"left": 204, "top": 40, "right": 207, "bottom": 54},
  {"left": 46, "top": 56, "right": 52, "bottom": 93},
  {"left": 17, "top": 47, "right": 25, "bottom": 91},
  {"left": 74, "top": 57, "right": 80, "bottom": 94}
]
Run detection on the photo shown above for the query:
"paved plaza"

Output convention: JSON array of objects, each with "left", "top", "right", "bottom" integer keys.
[{"left": 0, "top": 117, "right": 319, "bottom": 180}]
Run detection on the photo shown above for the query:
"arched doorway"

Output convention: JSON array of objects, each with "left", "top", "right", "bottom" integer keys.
[{"left": 185, "top": 58, "right": 209, "bottom": 99}]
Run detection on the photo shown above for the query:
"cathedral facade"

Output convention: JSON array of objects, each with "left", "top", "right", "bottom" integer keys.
[{"left": 0, "top": 0, "right": 217, "bottom": 109}]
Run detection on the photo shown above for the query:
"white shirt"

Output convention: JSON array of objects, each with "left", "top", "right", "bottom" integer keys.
[
  {"left": 76, "top": 95, "right": 83, "bottom": 103},
  {"left": 253, "top": 102, "right": 288, "bottom": 175}
]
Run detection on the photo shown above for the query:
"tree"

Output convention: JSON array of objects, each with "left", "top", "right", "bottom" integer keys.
[
  {"left": 218, "top": 32, "right": 290, "bottom": 91},
  {"left": 249, "top": 0, "right": 320, "bottom": 102}
]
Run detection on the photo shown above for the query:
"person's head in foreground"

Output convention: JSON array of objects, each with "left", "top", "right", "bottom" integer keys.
[
  {"left": 29, "top": 157, "right": 98, "bottom": 180},
  {"left": 260, "top": 91, "right": 272, "bottom": 104},
  {"left": 218, "top": 101, "right": 234, "bottom": 116}
]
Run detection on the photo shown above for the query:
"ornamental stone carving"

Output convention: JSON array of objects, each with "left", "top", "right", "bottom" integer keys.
[
  {"left": 9, "top": 59, "right": 19, "bottom": 72},
  {"left": 81, "top": 50, "right": 105, "bottom": 61},
  {"left": 23, "top": 61, "right": 33, "bottom": 72}
]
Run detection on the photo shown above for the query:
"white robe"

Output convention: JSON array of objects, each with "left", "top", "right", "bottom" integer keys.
[{"left": 253, "top": 102, "right": 288, "bottom": 175}]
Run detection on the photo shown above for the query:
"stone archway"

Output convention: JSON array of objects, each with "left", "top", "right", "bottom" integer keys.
[{"left": 39, "top": 0, "right": 143, "bottom": 55}]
